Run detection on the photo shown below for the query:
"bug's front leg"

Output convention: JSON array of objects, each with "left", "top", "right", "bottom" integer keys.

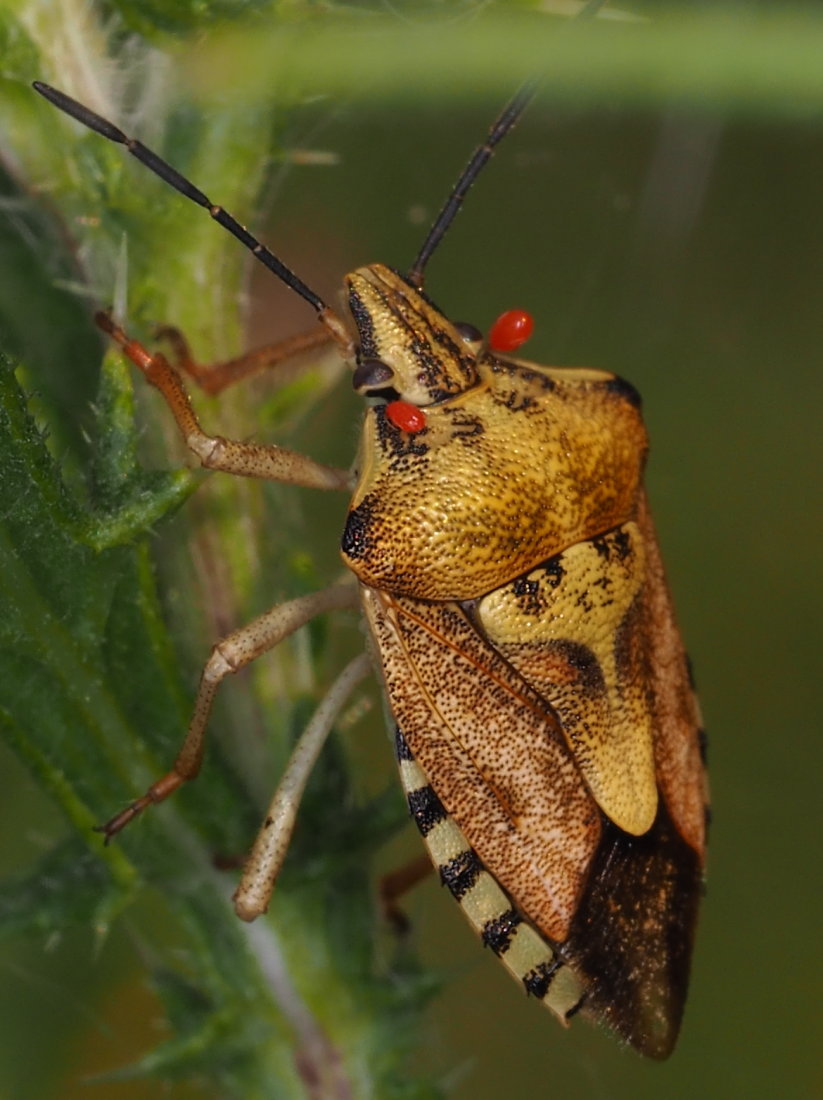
[
  {"left": 96, "top": 312, "right": 350, "bottom": 491},
  {"left": 97, "top": 583, "right": 361, "bottom": 841},
  {"left": 154, "top": 324, "right": 336, "bottom": 396}
]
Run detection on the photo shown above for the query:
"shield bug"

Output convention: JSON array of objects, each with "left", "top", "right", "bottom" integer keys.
[{"left": 33, "top": 76, "right": 708, "bottom": 1059}]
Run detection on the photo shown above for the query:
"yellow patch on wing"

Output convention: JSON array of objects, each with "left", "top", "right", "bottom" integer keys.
[{"left": 477, "top": 522, "right": 657, "bottom": 836}]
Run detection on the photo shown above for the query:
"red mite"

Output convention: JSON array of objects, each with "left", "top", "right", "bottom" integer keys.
[
  {"left": 488, "top": 308, "right": 534, "bottom": 352},
  {"left": 385, "top": 311, "right": 535, "bottom": 434},
  {"left": 386, "top": 400, "right": 427, "bottom": 434}
]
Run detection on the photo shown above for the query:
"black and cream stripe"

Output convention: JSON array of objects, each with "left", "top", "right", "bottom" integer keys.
[{"left": 395, "top": 726, "right": 586, "bottom": 1024}]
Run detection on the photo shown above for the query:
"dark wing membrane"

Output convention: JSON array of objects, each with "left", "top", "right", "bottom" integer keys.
[{"left": 565, "top": 805, "right": 702, "bottom": 1059}]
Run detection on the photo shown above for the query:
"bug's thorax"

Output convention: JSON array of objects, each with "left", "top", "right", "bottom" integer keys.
[{"left": 340, "top": 264, "right": 650, "bottom": 602}]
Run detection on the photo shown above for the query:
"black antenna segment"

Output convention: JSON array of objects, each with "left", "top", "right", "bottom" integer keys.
[
  {"left": 407, "top": 0, "right": 610, "bottom": 288},
  {"left": 407, "top": 80, "right": 535, "bottom": 290},
  {"left": 32, "top": 81, "right": 331, "bottom": 322}
]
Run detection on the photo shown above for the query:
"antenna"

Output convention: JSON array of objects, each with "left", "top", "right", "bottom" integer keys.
[
  {"left": 407, "top": 81, "right": 535, "bottom": 289},
  {"left": 31, "top": 81, "right": 351, "bottom": 351},
  {"left": 35, "top": 0, "right": 610, "bottom": 325},
  {"left": 407, "top": 0, "right": 611, "bottom": 288}
]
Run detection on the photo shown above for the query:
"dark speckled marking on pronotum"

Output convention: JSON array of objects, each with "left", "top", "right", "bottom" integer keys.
[
  {"left": 605, "top": 374, "right": 642, "bottom": 409},
  {"left": 340, "top": 499, "right": 378, "bottom": 561}
]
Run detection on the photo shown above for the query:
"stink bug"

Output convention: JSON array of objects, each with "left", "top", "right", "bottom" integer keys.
[{"left": 33, "top": 75, "right": 708, "bottom": 1060}]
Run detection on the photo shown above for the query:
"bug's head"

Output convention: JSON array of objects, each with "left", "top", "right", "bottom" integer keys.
[{"left": 347, "top": 264, "right": 480, "bottom": 407}]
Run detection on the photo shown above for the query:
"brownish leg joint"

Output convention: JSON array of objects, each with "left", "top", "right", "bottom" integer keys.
[
  {"left": 94, "top": 771, "right": 186, "bottom": 843},
  {"left": 155, "top": 324, "right": 335, "bottom": 396},
  {"left": 95, "top": 311, "right": 350, "bottom": 491}
]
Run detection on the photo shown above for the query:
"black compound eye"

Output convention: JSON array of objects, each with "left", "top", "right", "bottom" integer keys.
[
  {"left": 353, "top": 357, "right": 394, "bottom": 393},
  {"left": 453, "top": 321, "right": 483, "bottom": 345}
]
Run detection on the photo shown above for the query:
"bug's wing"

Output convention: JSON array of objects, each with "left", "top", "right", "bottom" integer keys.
[
  {"left": 477, "top": 499, "right": 707, "bottom": 857},
  {"left": 476, "top": 519, "right": 658, "bottom": 837},
  {"left": 393, "top": 726, "right": 589, "bottom": 1029},
  {"left": 559, "top": 499, "right": 707, "bottom": 1057},
  {"left": 471, "top": 493, "right": 707, "bottom": 1056},
  {"left": 562, "top": 796, "right": 703, "bottom": 1058},
  {"left": 361, "top": 585, "right": 601, "bottom": 944},
  {"left": 361, "top": 494, "right": 707, "bottom": 1057},
  {"left": 635, "top": 493, "right": 708, "bottom": 857}
]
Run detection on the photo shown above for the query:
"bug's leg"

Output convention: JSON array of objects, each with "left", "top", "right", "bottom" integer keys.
[
  {"left": 155, "top": 324, "right": 335, "bottom": 396},
  {"left": 234, "top": 651, "right": 371, "bottom": 922},
  {"left": 97, "top": 312, "right": 350, "bottom": 491},
  {"left": 97, "top": 582, "right": 360, "bottom": 840},
  {"left": 379, "top": 854, "right": 433, "bottom": 933}
]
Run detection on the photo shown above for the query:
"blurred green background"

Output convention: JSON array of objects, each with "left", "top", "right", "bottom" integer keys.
[{"left": 0, "top": 2, "right": 821, "bottom": 1098}]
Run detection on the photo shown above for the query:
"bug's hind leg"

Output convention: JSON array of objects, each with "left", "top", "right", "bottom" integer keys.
[
  {"left": 155, "top": 324, "right": 336, "bottom": 396},
  {"left": 379, "top": 854, "right": 433, "bottom": 933}
]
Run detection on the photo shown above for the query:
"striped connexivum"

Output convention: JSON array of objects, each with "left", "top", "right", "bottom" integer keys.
[{"left": 395, "top": 726, "right": 586, "bottom": 1024}]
